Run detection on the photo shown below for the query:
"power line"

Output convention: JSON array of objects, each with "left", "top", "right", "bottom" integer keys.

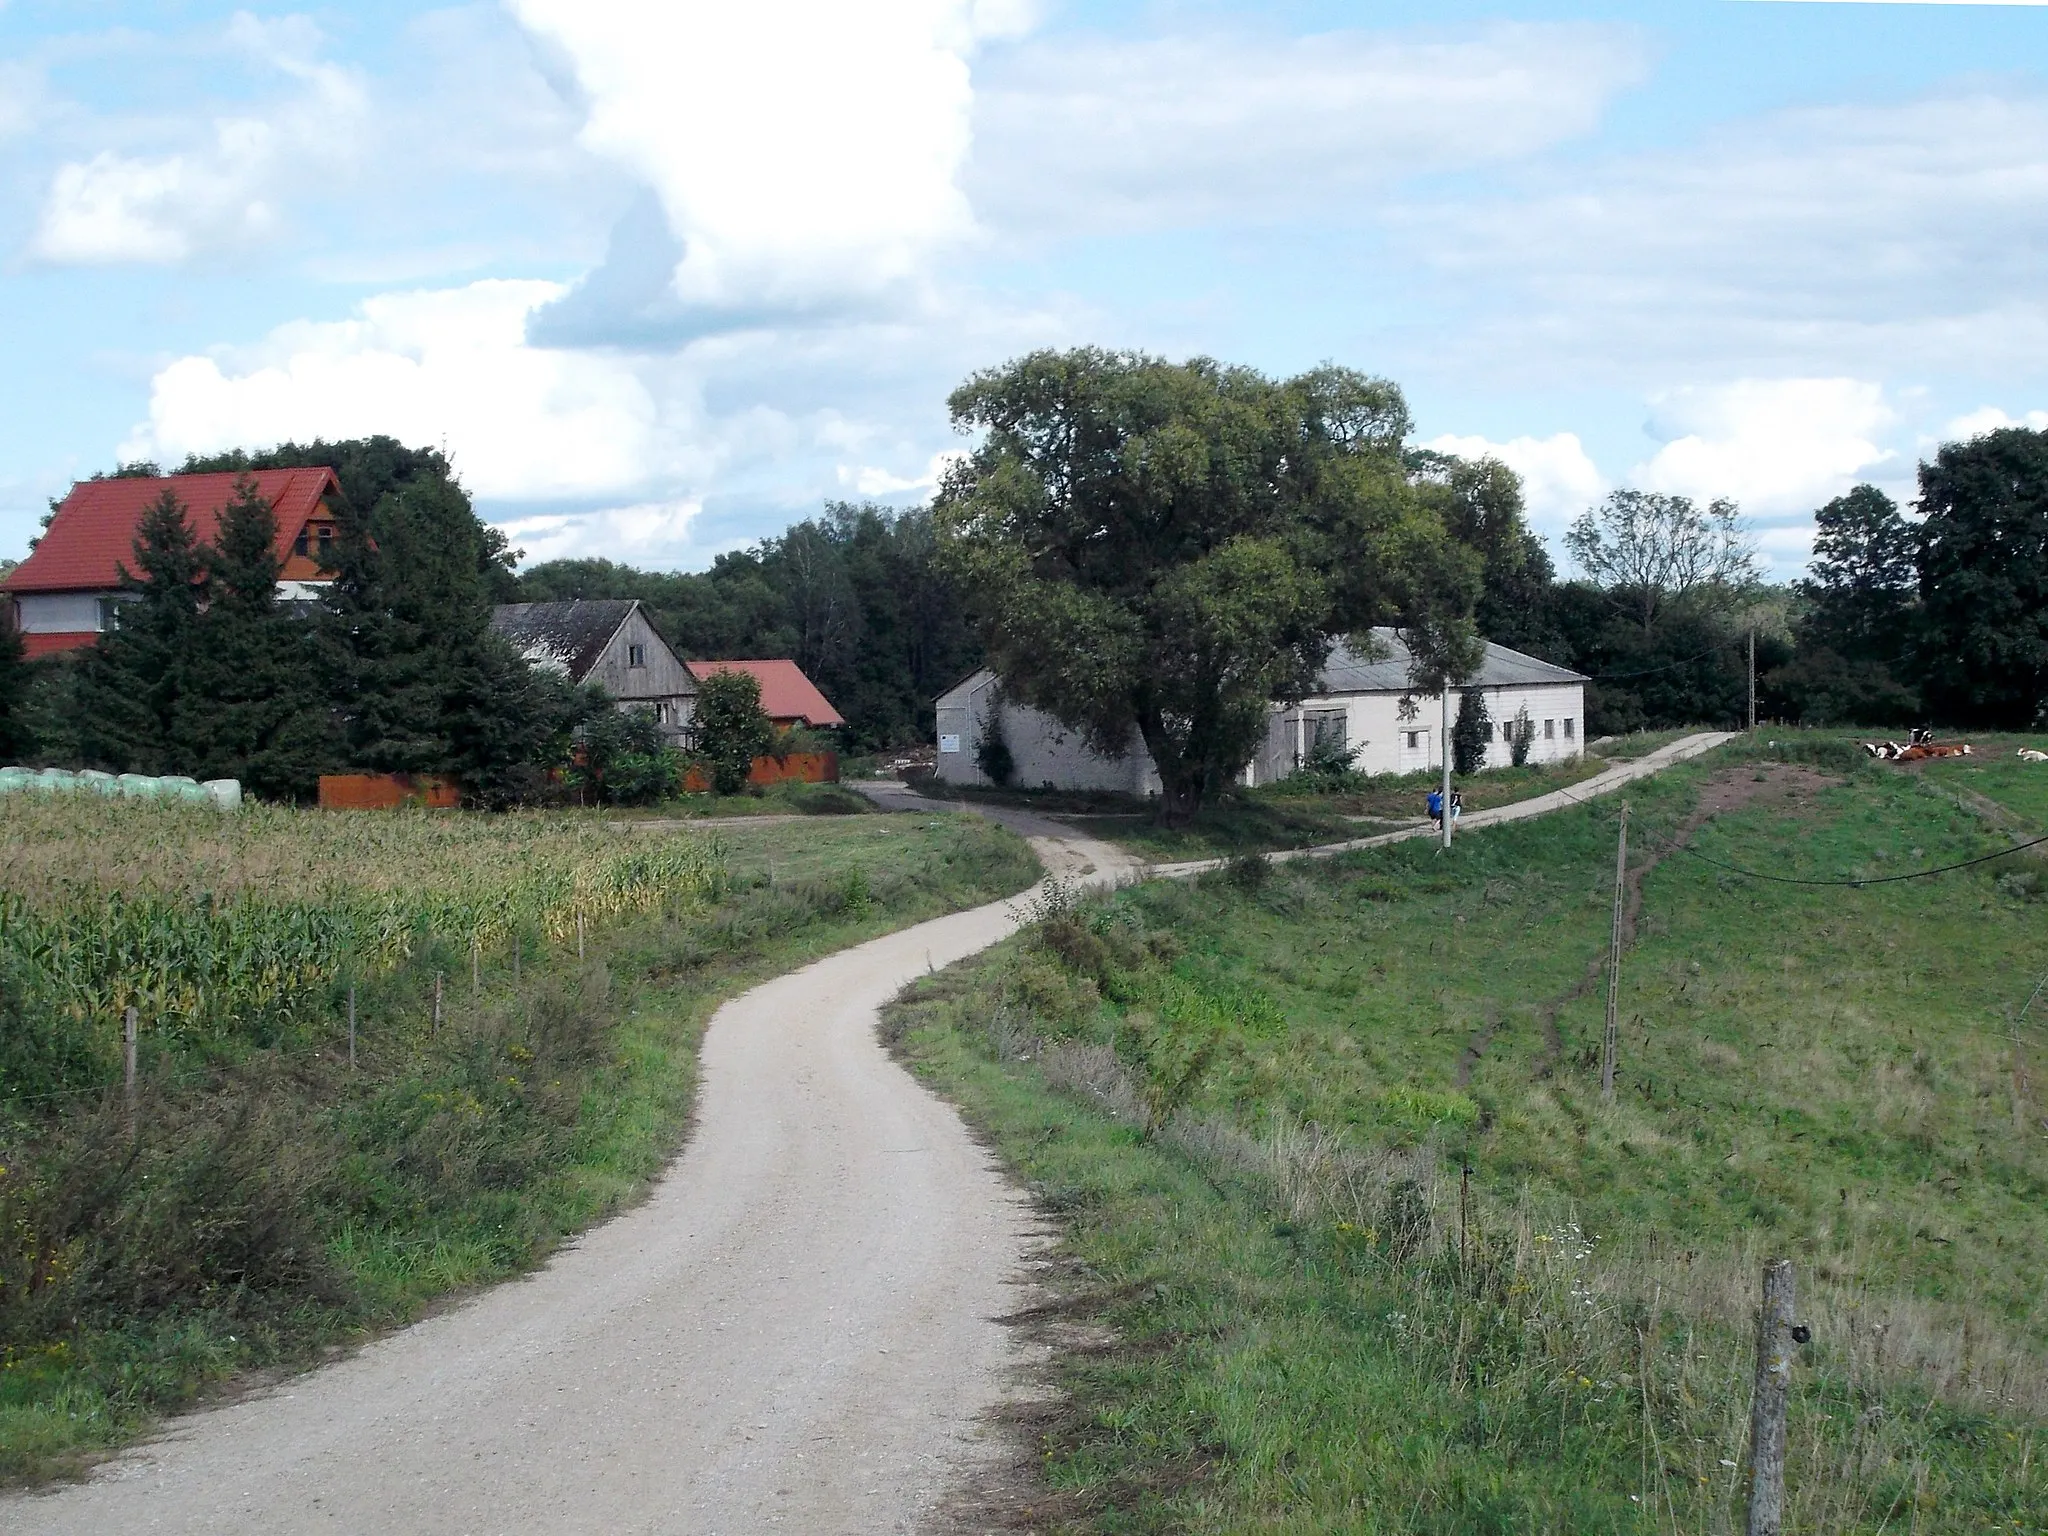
[
  {"left": 1673, "top": 831, "right": 2048, "bottom": 887},
  {"left": 1586, "top": 635, "right": 1750, "bottom": 682}
]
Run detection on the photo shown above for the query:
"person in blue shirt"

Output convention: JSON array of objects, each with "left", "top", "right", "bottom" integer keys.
[{"left": 1426, "top": 787, "right": 1444, "bottom": 830}]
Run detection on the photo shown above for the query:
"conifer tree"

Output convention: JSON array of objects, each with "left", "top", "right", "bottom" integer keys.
[
  {"left": 174, "top": 476, "right": 334, "bottom": 798},
  {"left": 1451, "top": 687, "right": 1492, "bottom": 776},
  {"left": 76, "top": 488, "right": 205, "bottom": 772}
]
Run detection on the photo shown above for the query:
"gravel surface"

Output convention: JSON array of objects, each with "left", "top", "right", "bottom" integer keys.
[{"left": 5, "top": 826, "right": 1135, "bottom": 1536}]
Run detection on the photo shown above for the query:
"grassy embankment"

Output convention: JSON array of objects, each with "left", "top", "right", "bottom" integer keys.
[
  {"left": 610, "top": 779, "right": 878, "bottom": 819},
  {"left": 0, "top": 798, "right": 1037, "bottom": 1483},
  {"left": 886, "top": 733, "right": 2048, "bottom": 1533}
]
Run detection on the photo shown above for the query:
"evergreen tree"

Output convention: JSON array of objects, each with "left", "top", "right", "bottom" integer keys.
[
  {"left": 75, "top": 488, "right": 205, "bottom": 772},
  {"left": 1452, "top": 688, "right": 1492, "bottom": 776},
  {"left": 325, "top": 472, "right": 575, "bottom": 804},
  {"left": 0, "top": 601, "right": 26, "bottom": 760},
  {"left": 174, "top": 476, "right": 334, "bottom": 798}
]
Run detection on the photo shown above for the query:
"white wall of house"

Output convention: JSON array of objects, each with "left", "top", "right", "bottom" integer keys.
[
  {"left": 934, "top": 671, "right": 1160, "bottom": 794},
  {"left": 1249, "top": 683, "right": 1586, "bottom": 783},
  {"left": 936, "top": 669, "right": 1585, "bottom": 796},
  {"left": 13, "top": 592, "right": 108, "bottom": 633}
]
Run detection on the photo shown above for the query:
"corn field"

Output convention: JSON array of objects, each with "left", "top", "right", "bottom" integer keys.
[{"left": 0, "top": 797, "right": 725, "bottom": 1048}]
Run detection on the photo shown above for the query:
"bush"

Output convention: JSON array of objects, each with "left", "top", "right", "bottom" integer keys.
[
  {"left": 1452, "top": 688, "right": 1492, "bottom": 775},
  {"left": 975, "top": 712, "right": 1015, "bottom": 787},
  {"left": 693, "top": 671, "right": 774, "bottom": 796}
]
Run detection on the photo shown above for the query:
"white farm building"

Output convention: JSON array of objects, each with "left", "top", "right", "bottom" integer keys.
[{"left": 933, "top": 628, "right": 1588, "bottom": 793}]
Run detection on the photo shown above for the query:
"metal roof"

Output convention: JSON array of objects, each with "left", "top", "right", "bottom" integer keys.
[{"left": 1318, "top": 628, "right": 1587, "bottom": 693}]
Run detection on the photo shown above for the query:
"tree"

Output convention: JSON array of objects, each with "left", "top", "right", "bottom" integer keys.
[
  {"left": 1565, "top": 490, "right": 1757, "bottom": 632},
  {"left": 692, "top": 669, "right": 773, "bottom": 795},
  {"left": 0, "top": 598, "right": 26, "bottom": 761},
  {"left": 572, "top": 701, "right": 680, "bottom": 805},
  {"left": 75, "top": 487, "right": 206, "bottom": 772},
  {"left": 974, "top": 708, "right": 1016, "bottom": 786},
  {"left": 172, "top": 476, "right": 334, "bottom": 798},
  {"left": 1916, "top": 426, "right": 2048, "bottom": 728},
  {"left": 936, "top": 348, "right": 1475, "bottom": 824},
  {"left": 1452, "top": 688, "right": 1492, "bottom": 776},
  {"left": 1410, "top": 450, "right": 1559, "bottom": 657},
  {"left": 325, "top": 470, "right": 574, "bottom": 804},
  {"left": 1799, "top": 485, "right": 1917, "bottom": 662}
]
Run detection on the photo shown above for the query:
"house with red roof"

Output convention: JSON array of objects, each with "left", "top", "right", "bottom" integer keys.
[
  {"left": 684, "top": 659, "right": 845, "bottom": 731},
  {"left": 1, "top": 468, "right": 343, "bottom": 658}
]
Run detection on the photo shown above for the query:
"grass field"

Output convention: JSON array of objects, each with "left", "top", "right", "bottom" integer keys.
[
  {"left": 0, "top": 802, "right": 1038, "bottom": 1484},
  {"left": 885, "top": 732, "right": 2048, "bottom": 1532}
]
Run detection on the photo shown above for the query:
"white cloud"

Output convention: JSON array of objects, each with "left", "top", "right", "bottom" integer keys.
[
  {"left": 972, "top": 23, "right": 1648, "bottom": 234},
  {"left": 1423, "top": 431, "right": 1607, "bottom": 527},
  {"left": 496, "top": 500, "right": 705, "bottom": 568},
  {"left": 1944, "top": 404, "right": 2048, "bottom": 439},
  {"left": 1398, "top": 89, "right": 2048, "bottom": 383},
  {"left": 126, "top": 281, "right": 671, "bottom": 501},
  {"left": 841, "top": 449, "right": 966, "bottom": 498},
  {"left": 507, "top": 0, "right": 1003, "bottom": 313},
  {"left": 1634, "top": 379, "right": 1895, "bottom": 514},
  {"left": 28, "top": 19, "right": 366, "bottom": 264}
]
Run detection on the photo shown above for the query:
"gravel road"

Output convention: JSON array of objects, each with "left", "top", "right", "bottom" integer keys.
[{"left": 5, "top": 824, "right": 1136, "bottom": 1536}]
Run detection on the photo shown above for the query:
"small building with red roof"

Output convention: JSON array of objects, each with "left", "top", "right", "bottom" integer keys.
[
  {"left": 1, "top": 467, "right": 342, "bottom": 658},
  {"left": 684, "top": 659, "right": 845, "bottom": 730}
]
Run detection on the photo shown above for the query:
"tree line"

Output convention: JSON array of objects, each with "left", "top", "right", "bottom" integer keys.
[{"left": 3, "top": 361, "right": 2041, "bottom": 813}]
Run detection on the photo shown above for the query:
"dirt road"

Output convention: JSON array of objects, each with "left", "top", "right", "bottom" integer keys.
[{"left": 5, "top": 827, "right": 1136, "bottom": 1536}]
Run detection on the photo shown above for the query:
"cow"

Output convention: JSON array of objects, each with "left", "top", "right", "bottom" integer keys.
[
  {"left": 2019, "top": 748, "right": 2048, "bottom": 763},
  {"left": 1897, "top": 743, "right": 1972, "bottom": 762}
]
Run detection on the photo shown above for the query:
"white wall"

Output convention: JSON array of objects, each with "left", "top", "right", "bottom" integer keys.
[
  {"left": 13, "top": 592, "right": 106, "bottom": 633},
  {"left": 934, "top": 673, "right": 1159, "bottom": 794},
  {"left": 1250, "top": 683, "right": 1586, "bottom": 783}
]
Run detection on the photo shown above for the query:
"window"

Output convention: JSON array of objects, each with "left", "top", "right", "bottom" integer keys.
[
  {"left": 1304, "top": 708, "right": 1347, "bottom": 755},
  {"left": 1405, "top": 731, "right": 1419, "bottom": 750},
  {"left": 316, "top": 525, "right": 332, "bottom": 553},
  {"left": 96, "top": 596, "right": 121, "bottom": 632},
  {"left": 1544, "top": 719, "right": 1555, "bottom": 739},
  {"left": 294, "top": 530, "right": 310, "bottom": 558},
  {"left": 627, "top": 643, "right": 647, "bottom": 668},
  {"left": 1563, "top": 718, "right": 1574, "bottom": 740}
]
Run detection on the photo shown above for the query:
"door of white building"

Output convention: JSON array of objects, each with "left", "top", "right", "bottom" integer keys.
[{"left": 1398, "top": 726, "right": 1431, "bottom": 773}]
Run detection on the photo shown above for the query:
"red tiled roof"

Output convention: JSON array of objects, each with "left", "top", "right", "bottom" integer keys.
[
  {"left": 685, "top": 659, "right": 845, "bottom": 728},
  {"left": 21, "top": 631, "right": 96, "bottom": 659},
  {"left": 1, "top": 468, "right": 340, "bottom": 595}
]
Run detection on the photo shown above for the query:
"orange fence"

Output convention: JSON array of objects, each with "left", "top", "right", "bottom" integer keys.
[
  {"left": 318, "top": 773, "right": 462, "bottom": 810},
  {"left": 680, "top": 751, "right": 838, "bottom": 794}
]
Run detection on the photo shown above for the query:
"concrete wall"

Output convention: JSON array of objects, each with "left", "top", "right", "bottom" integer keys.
[
  {"left": 1248, "top": 683, "right": 1586, "bottom": 783},
  {"left": 933, "top": 672, "right": 1159, "bottom": 795}
]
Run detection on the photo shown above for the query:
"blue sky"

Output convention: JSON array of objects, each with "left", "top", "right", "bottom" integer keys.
[{"left": 1, "top": 1, "right": 2044, "bottom": 579}]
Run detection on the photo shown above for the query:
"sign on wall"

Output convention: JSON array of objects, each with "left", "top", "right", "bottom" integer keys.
[{"left": 939, "top": 734, "right": 961, "bottom": 753}]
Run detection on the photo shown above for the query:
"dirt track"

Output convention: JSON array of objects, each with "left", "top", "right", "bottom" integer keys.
[{"left": 4, "top": 825, "right": 1138, "bottom": 1536}]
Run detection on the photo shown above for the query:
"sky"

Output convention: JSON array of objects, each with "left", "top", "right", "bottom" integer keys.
[{"left": 0, "top": 1, "right": 2045, "bottom": 581}]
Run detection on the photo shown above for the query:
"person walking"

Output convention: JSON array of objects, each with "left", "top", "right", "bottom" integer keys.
[
  {"left": 1426, "top": 786, "right": 1444, "bottom": 831},
  {"left": 1449, "top": 788, "right": 1464, "bottom": 825}
]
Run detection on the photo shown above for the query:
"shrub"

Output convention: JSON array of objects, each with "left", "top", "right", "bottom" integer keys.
[
  {"left": 692, "top": 671, "right": 774, "bottom": 796},
  {"left": 974, "top": 712, "right": 1015, "bottom": 787},
  {"left": 1452, "top": 688, "right": 1492, "bottom": 775}
]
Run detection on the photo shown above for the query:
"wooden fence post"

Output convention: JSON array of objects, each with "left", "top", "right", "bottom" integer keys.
[
  {"left": 124, "top": 1005, "right": 138, "bottom": 1122},
  {"left": 348, "top": 985, "right": 357, "bottom": 1069},
  {"left": 1747, "top": 1258, "right": 1797, "bottom": 1536},
  {"left": 577, "top": 910, "right": 586, "bottom": 962},
  {"left": 1602, "top": 802, "right": 1629, "bottom": 1104},
  {"left": 433, "top": 971, "right": 444, "bottom": 1037},
  {"left": 471, "top": 933, "right": 480, "bottom": 996}
]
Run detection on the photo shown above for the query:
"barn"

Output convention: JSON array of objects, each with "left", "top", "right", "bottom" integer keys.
[
  {"left": 933, "top": 628, "right": 1588, "bottom": 792},
  {"left": 491, "top": 600, "right": 697, "bottom": 741}
]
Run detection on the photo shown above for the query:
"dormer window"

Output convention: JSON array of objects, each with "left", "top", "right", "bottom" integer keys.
[{"left": 316, "top": 525, "right": 332, "bottom": 556}]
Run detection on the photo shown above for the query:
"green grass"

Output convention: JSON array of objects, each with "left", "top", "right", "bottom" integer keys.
[
  {"left": 0, "top": 814, "right": 1038, "bottom": 1485},
  {"left": 885, "top": 736, "right": 2048, "bottom": 1532},
  {"left": 1591, "top": 727, "right": 1707, "bottom": 760},
  {"left": 610, "top": 779, "right": 877, "bottom": 818}
]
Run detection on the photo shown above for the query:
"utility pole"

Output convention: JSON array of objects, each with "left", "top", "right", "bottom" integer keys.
[
  {"left": 1441, "top": 682, "right": 1453, "bottom": 850},
  {"left": 1748, "top": 628, "right": 1758, "bottom": 734},
  {"left": 1601, "top": 802, "right": 1629, "bottom": 1104}
]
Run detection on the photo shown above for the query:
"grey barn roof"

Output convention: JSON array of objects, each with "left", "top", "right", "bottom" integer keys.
[
  {"left": 1317, "top": 628, "right": 1587, "bottom": 693},
  {"left": 490, "top": 600, "right": 638, "bottom": 681}
]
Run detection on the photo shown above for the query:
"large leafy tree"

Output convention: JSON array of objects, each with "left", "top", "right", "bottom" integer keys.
[
  {"left": 1565, "top": 490, "right": 1756, "bottom": 633},
  {"left": 1916, "top": 426, "right": 2048, "bottom": 728},
  {"left": 1409, "top": 450, "right": 1558, "bottom": 658},
  {"left": 75, "top": 488, "right": 207, "bottom": 773},
  {"left": 935, "top": 348, "right": 1476, "bottom": 823},
  {"left": 1766, "top": 484, "right": 1921, "bottom": 727},
  {"left": 692, "top": 669, "right": 774, "bottom": 795},
  {"left": 172, "top": 476, "right": 334, "bottom": 797}
]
